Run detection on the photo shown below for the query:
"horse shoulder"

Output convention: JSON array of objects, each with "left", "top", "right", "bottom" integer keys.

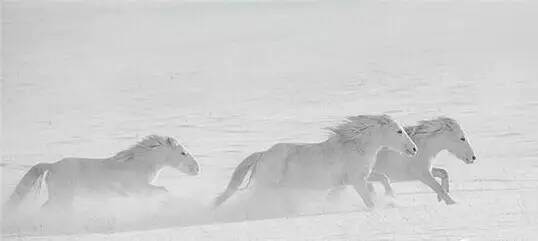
[
  {"left": 374, "top": 148, "right": 392, "bottom": 165},
  {"left": 373, "top": 148, "right": 414, "bottom": 180}
]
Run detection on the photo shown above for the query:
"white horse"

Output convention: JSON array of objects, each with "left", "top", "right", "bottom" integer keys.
[
  {"left": 214, "top": 115, "right": 418, "bottom": 209},
  {"left": 3, "top": 135, "right": 200, "bottom": 212},
  {"left": 330, "top": 117, "right": 476, "bottom": 205}
]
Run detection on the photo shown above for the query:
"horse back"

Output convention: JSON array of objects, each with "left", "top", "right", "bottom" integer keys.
[
  {"left": 264, "top": 142, "right": 346, "bottom": 188},
  {"left": 51, "top": 158, "right": 128, "bottom": 186}
]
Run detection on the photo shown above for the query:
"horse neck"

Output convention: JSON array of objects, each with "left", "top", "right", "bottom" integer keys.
[
  {"left": 360, "top": 144, "right": 383, "bottom": 162},
  {"left": 327, "top": 135, "right": 381, "bottom": 160},
  {"left": 128, "top": 152, "right": 166, "bottom": 175},
  {"left": 414, "top": 134, "right": 446, "bottom": 165}
]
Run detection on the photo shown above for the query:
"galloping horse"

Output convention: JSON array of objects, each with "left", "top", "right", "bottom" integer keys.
[
  {"left": 214, "top": 115, "right": 417, "bottom": 209},
  {"left": 3, "top": 135, "right": 200, "bottom": 211},
  {"left": 330, "top": 117, "right": 476, "bottom": 204}
]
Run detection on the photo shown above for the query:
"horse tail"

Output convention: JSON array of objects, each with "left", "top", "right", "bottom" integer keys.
[
  {"left": 3, "top": 163, "right": 51, "bottom": 210},
  {"left": 214, "top": 152, "right": 261, "bottom": 207}
]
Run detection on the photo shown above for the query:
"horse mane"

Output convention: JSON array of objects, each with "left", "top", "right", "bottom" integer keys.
[
  {"left": 327, "top": 114, "right": 393, "bottom": 142},
  {"left": 406, "top": 116, "right": 460, "bottom": 138},
  {"left": 110, "top": 135, "right": 179, "bottom": 162}
]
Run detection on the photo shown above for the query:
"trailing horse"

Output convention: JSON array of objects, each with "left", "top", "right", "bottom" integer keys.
[{"left": 3, "top": 135, "right": 200, "bottom": 212}]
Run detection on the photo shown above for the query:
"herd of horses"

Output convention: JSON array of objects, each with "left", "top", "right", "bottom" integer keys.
[{"left": 3, "top": 114, "right": 476, "bottom": 214}]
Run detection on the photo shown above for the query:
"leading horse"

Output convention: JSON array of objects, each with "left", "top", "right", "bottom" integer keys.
[{"left": 330, "top": 117, "right": 476, "bottom": 204}]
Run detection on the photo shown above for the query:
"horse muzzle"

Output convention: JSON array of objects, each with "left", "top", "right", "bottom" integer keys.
[
  {"left": 176, "top": 163, "right": 200, "bottom": 176},
  {"left": 464, "top": 155, "right": 477, "bottom": 164},
  {"left": 186, "top": 166, "right": 200, "bottom": 176}
]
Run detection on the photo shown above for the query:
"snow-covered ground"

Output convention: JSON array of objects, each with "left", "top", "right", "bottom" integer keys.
[{"left": 2, "top": 0, "right": 538, "bottom": 240}]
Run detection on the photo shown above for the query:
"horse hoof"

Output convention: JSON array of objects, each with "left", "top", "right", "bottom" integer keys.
[{"left": 446, "top": 200, "right": 457, "bottom": 205}]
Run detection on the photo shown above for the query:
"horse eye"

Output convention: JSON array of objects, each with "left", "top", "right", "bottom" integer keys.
[
  {"left": 181, "top": 152, "right": 187, "bottom": 156},
  {"left": 460, "top": 137, "right": 466, "bottom": 141},
  {"left": 397, "top": 130, "right": 403, "bottom": 134}
]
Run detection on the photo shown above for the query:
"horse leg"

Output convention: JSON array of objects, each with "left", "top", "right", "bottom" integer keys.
[
  {"left": 418, "top": 172, "right": 456, "bottom": 205},
  {"left": 432, "top": 168, "right": 449, "bottom": 202},
  {"left": 40, "top": 188, "right": 75, "bottom": 232},
  {"left": 367, "top": 182, "right": 376, "bottom": 194},
  {"left": 432, "top": 168, "right": 449, "bottom": 192},
  {"left": 367, "top": 172, "right": 394, "bottom": 197},
  {"left": 351, "top": 177, "right": 375, "bottom": 209},
  {"left": 431, "top": 168, "right": 449, "bottom": 202}
]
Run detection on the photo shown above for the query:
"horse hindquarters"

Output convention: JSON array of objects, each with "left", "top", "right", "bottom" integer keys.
[
  {"left": 214, "top": 152, "right": 262, "bottom": 207},
  {"left": 41, "top": 170, "right": 75, "bottom": 212},
  {"left": 3, "top": 163, "right": 51, "bottom": 212}
]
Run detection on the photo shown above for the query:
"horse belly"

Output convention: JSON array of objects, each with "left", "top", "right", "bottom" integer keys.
[
  {"left": 75, "top": 169, "right": 132, "bottom": 197},
  {"left": 75, "top": 179, "right": 123, "bottom": 197},
  {"left": 281, "top": 162, "right": 342, "bottom": 190}
]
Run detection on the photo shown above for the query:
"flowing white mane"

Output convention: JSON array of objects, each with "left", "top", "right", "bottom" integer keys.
[
  {"left": 405, "top": 117, "right": 461, "bottom": 138},
  {"left": 111, "top": 135, "right": 179, "bottom": 162},
  {"left": 328, "top": 114, "right": 394, "bottom": 142}
]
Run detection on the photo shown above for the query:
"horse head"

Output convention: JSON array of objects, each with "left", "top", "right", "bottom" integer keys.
[
  {"left": 167, "top": 145, "right": 199, "bottom": 176},
  {"left": 411, "top": 117, "right": 476, "bottom": 164},
  {"left": 121, "top": 135, "right": 200, "bottom": 175}
]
